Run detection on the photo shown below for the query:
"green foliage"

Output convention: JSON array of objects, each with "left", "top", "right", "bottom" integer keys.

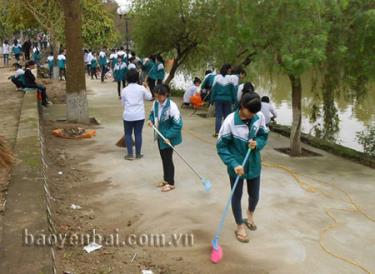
[
  {"left": 132, "top": 0, "right": 215, "bottom": 69},
  {"left": 343, "top": 1, "right": 375, "bottom": 94},
  {"left": 2, "top": 0, "right": 119, "bottom": 49},
  {"left": 3, "top": 0, "right": 39, "bottom": 32},
  {"left": 357, "top": 124, "right": 375, "bottom": 157},
  {"left": 254, "top": 0, "right": 328, "bottom": 76},
  {"left": 81, "top": 0, "right": 120, "bottom": 49},
  {"left": 0, "top": 6, "right": 13, "bottom": 41}
]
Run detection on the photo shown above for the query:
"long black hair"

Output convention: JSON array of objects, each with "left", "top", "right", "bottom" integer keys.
[
  {"left": 220, "top": 64, "right": 231, "bottom": 76},
  {"left": 242, "top": 82, "right": 255, "bottom": 95},
  {"left": 156, "top": 54, "right": 164, "bottom": 64}
]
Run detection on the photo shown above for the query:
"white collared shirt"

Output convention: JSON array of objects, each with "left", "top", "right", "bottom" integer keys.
[
  {"left": 128, "top": 63, "right": 136, "bottom": 70},
  {"left": 261, "top": 102, "right": 277, "bottom": 124},
  {"left": 2, "top": 43, "right": 10, "bottom": 54},
  {"left": 121, "top": 83, "right": 153, "bottom": 121},
  {"left": 158, "top": 101, "right": 168, "bottom": 121}
]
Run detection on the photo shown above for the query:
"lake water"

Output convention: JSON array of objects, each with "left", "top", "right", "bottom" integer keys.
[{"left": 171, "top": 71, "right": 375, "bottom": 152}]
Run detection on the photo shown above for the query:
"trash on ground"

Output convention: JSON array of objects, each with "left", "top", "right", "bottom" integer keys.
[
  {"left": 83, "top": 242, "right": 102, "bottom": 253},
  {"left": 70, "top": 204, "right": 82, "bottom": 210},
  {"left": 52, "top": 127, "right": 96, "bottom": 139}
]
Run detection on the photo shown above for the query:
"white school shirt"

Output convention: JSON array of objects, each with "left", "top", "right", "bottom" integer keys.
[
  {"left": 33, "top": 47, "right": 40, "bottom": 53},
  {"left": 57, "top": 54, "right": 66, "bottom": 61},
  {"left": 157, "top": 101, "right": 167, "bottom": 121},
  {"left": 117, "top": 50, "right": 125, "bottom": 57},
  {"left": 230, "top": 74, "right": 240, "bottom": 87},
  {"left": 84, "top": 52, "right": 89, "bottom": 63},
  {"left": 237, "top": 83, "right": 244, "bottom": 102},
  {"left": 99, "top": 51, "right": 106, "bottom": 57},
  {"left": 15, "top": 68, "right": 25, "bottom": 78},
  {"left": 183, "top": 85, "right": 198, "bottom": 103},
  {"left": 87, "top": 52, "right": 93, "bottom": 63},
  {"left": 121, "top": 83, "right": 153, "bottom": 121},
  {"left": 128, "top": 63, "right": 136, "bottom": 70},
  {"left": 47, "top": 56, "right": 54, "bottom": 62},
  {"left": 261, "top": 102, "right": 277, "bottom": 124},
  {"left": 157, "top": 63, "right": 164, "bottom": 71},
  {"left": 109, "top": 53, "right": 117, "bottom": 60},
  {"left": 2, "top": 43, "right": 10, "bottom": 54}
]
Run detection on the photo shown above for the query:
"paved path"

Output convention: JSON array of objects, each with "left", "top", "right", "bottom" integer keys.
[{"left": 46, "top": 77, "right": 375, "bottom": 273}]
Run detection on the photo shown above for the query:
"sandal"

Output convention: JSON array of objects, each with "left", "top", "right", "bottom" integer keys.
[
  {"left": 234, "top": 230, "right": 249, "bottom": 243},
  {"left": 161, "top": 184, "right": 175, "bottom": 192},
  {"left": 243, "top": 218, "right": 257, "bottom": 231},
  {"left": 156, "top": 181, "right": 167, "bottom": 188}
]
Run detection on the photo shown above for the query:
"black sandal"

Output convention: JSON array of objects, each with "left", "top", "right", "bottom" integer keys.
[
  {"left": 234, "top": 230, "right": 249, "bottom": 243},
  {"left": 243, "top": 218, "right": 257, "bottom": 231}
]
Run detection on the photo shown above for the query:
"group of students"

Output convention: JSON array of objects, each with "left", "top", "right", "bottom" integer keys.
[
  {"left": 113, "top": 51, "right": 165, "bottom": 100},
  {"left": 9, "top": 61, "right": 49, "bottom": 107},
  {"left": 84, "top": 47, "right": 166, "bottom": 102},
  {"left": 120, "top": 63, "right": 271, "bottom": 243},
  {"left": 2, "top": 39, "right": 23, "bottom": 65},
  {"left": 46, "top": 50, "right": 67, "bottom": 80},
  {"left": 2, "top": 38, "right": 49, "bottom": 66},
  {"left": 182, "top": 64, "right": 277, "bottom": 137}
]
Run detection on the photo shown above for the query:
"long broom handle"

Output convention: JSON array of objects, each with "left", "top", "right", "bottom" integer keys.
[
  {"left": 151, "top": 125, "right": 203, "bottom": 180},
  {"left": 213, "top": 148, "right": 252, "bottom": 240}
]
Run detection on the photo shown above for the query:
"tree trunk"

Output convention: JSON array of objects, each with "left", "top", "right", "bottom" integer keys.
[
  {"left": 59, "top": 0, "right": 88, "bottom": 123},
  {"left": 164, "top": 58, "right": 179, "bottom": 85},
  {"left": 288, "top": 74, "right": 302, "bottom": 156},
  {"left": 49, "top": 34, "right": 60, "bottom": 78}
]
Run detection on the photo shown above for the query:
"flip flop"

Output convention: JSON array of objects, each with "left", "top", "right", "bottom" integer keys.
[
  {"left": 156, "top": 181, "right": 167, "bottom": 188},
  {"left": 243, "top": 218, "right": 257, "bottom": 231},
  {"left": 234, "top": 230, "right": 249, "bottom": 243},
  {"left": 161, "top": 184, "right": 175, "bottom": 192}
]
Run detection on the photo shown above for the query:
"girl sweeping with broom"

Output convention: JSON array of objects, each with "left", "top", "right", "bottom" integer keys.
[
  {"left": 148, "top": 84, "right": 183, "bottom": 192},
  {"left": 216, "top": 92, "right": 268, "bottom": 243}
]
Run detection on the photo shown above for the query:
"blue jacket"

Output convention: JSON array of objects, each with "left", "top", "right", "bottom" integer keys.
[
  {"left": 216, "top": 110, "right": 269, "bottom": 179},
  {"left": 149, "top": 98, "right": 183, "bottom": 150}
]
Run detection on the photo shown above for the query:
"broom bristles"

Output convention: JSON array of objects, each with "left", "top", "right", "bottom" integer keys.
[{"left": 0, "top": 136, "right": 15, "bottom": 169}]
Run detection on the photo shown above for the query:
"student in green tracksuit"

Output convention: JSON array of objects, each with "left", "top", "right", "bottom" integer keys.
[
  {"left": 200, "top": 70, "right": 216, "bottom": 101},
  {"left": 47, "top": 52, "right": 54, "bottom": 79},
  {"left": 90, "top": 52, "right": 98, "bottom": 80},
  {"left": 113, "top": 57, "right": 128, "bottom": 98},
  {"left": 210, "top": 64, "right": 237, "bottom": 137},
  {"left": 57, "top": 51, "right": 66, "bottom": 81},
  {"left": 146, "top": 55, "right": 157, "bottom": 98},
  {"left": 216, "top": 92, "right": 268, "bottom": 243},
  {"left": 99, "top": 48, "right": 108, "bottom": 83},
  {"left": 32, "top": 47, "right": 41, "bottom": 66},
  {"left": 155, "top": 55, "right": 165, "bottom": 85},
  {"left": 148, "top": 84, "right": 183, "bottom": 192}
]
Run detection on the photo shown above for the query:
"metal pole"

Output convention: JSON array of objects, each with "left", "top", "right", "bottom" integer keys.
[{"left": 125, "top": 16, "right": 129, "bottom": 65}]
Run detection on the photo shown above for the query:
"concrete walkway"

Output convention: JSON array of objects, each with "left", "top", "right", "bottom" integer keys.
[
  {"left": 0, "top": 92, "right": 52, "bottom": 274},
  {"left": 46, "top": 78, "right": 375, "bottom": 273}
]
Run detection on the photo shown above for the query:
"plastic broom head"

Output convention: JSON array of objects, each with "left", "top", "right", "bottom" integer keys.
[
  {"left": 210, "top": 238, "right": 223, "bottom": 263},
  {"left": 202, "top": 178, "right": 212, "bottom": 192}
]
